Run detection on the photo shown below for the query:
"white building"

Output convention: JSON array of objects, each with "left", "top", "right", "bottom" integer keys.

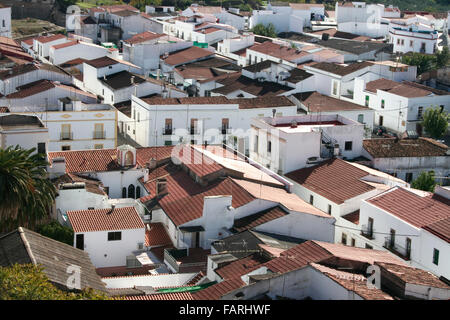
[
  {"left": 122, "top": 31, "right": 192, "bottom": 75},
  {"left": 353, "top": 78, "right": 450, "bottom": 133},
  {"left": 6, "top": 98, "right": 117, "bottom": 151},
  {"left": 0, "top": 5, "right": 11, "bottom": 38},
  {"left": 250, "top": 114, "right": 366, "bottom": 174},
  {"left": 388, "top": 21, "right": 438, "bottom": 54},
  {"left": 216, "top": 33, "right": 255, "bottom": 67},
  {"left": 129, "top": 95, "right": 297, "bottom": 153},
  {"left": 33, "top": 34, "right": 70, "bottom": 62},
  {"left": 357, "top": 186, "right": 450, "bottom": 281},
  {"left": 284, "top": 157, "right": 408, "bottom": 246},
  {"left": 67, "top": 206, "right": 146, "bottom": 268},
  {"left": 362, "top": 137, "right": 449, "bottom": 184},
  {"left": 335, "top": 2, "right": 389, "bottom": 38},
  {"left": 0, "top": 114, "right": 48, "bottom": 154},
  {"left": 0, "top": 62, "right": 72, "bottom": 96},
  {"left": 291, "top": 91, "right": 374, "bottom": 133},
  {"left": 49, "top": 40, "right": 110, "bottom": 66}
]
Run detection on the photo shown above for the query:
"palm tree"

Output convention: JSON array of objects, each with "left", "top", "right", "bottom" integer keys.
[{"left": 0, "top": 146, "right": 57, "bottom": 233}]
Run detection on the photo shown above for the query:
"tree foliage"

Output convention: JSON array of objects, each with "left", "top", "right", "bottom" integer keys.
[
  {"left": 0, "top": 264, "right": 110, "bottom": 300},
  {"left": 37, "top": 221, "right": 74, "bottom": 246},
  {"left": 411, "top": 171, "right": 437, "bottom": 192},
  {"left": 401, "top": 47, "right": 450, "bottom": 75},
  {"left": 436, "top": 47, "right": 450, "bottom": 69},
  {"left": 251, "top": 23, "right": 277, "bottom": 38},
  {"left": 422, "top": 107, "right": 449, "bottom": 140},
  {"left": 0, "top": 146, "right": 57, "bottom": 233}
]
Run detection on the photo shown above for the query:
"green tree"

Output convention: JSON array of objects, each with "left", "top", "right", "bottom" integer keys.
[
  {"left": 401, "top": 52, "right": 435, "bottom": 75},
  {"left": 0, "top": 264, "right": 110, "bottom": 300},
  {"left": 411, "top": 171, "right": 437, "bottom": 192},
  {"left": 37, "top": 221, "right": 74, "bottom": 246},
  {"left": 422, "top": 107, "right": 449, "bottom": 139},
  {"left": 0, "top": 146, "right": 57, "bottom": 233},
  {"left": 436, "top": 46, "right": 450, "bottom": 69},
  {"left": 251, "top": 23, "right": 277, "bottom": 38}
]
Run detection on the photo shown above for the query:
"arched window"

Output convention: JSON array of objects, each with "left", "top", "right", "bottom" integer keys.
[
  {"left": 136, "top": 186, "right": 141, "bottom": 199},
  {"left": 122, "top": 187, "right": 126, "bottom": 198},
  {"left": 128, "top": 184, "right": 135, "bottom": 199},
  {"left": 124, "top": 151, "right": 134, "bottom": 166}
]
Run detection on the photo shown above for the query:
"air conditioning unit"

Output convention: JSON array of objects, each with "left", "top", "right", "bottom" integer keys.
[{"left": 137, "top": 242, "right": 144, "bottom": 250}]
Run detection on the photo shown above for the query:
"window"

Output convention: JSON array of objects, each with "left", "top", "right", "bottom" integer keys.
[
  {"left": 37, "top": 143, "right": 46, "bottom": 154},
  {"left": 222, "top": 118, "right": 229, "bottom": 134},
  {"left": 365, "top": 95, "right": 369, "bottom": 107},
  {"left": 205, "top": 90, "right": 211, "bottom": 97},
  {"left": 164, "top": 118, "right": 172, "bottom": 135},
  {"left": 365, "top": 244, "right": 373, "bottom": 249},
  {"left": 405, "top": 172, "right": 413, "bottom": 183},
  {"left": 128, "top": 184, "right": 135, "bottom": 198},
  {"left": 94, "top": 123, "right": 104, "bottom": 139},
  {"left": 2, "top": 20, "right": 5, "bottom": 28},
  {"left": 418, "top": 106, "right": 423, "bottom": 119},
  {"left": 122, "top": 187, "right": 127, "bottom": 198},
  {"left": 341, "top": 233, "right": 347, "bottom": 245},
  {"left": 75, "top": 234, "right": 84, "bottom": 250},
  {"left": 94, "top": 144, "right": 103, "bottom": 149},
  {"left": 133, "top": 110, "right": 136, "bottom": 120},
  {"left": 332, "top": 80, "right": 338, "bottom": 96},
  {"left": 61, "top": 124, "right": 71, "bottom": 140},
  {"left": 136, "top": 186, "right": 141, "bottom": 199},
  {"left": 432, "top": 248, "right": 439, "bottom": 265},
  {"left": 165, "top": 140, "right": 172, "bottom": 146},
  {"left": 124, "top": 151, "right": 134, "bottom": 166},
  {"left": 357, "top": 114, "right": 364, "bottom": 123},
  {"left": 397, "top": 39, "right": 400, "bottom": 45},
  {"left": 327, "top": 204, "right": 332, "bottom": 215},
  {"left": 351, "top": 238, "right": 356, "bottom": 247},
  {"left": 254, "top": 135, "right": 259, "bottom": 153},
  {"left": 406, "top": 238, "right": 411, "bottom": 259},
  {"left": 389, "top": 229, "right": 396, "bottom": 248},
  {"left": 309, "top": 195, "right": 314, "bottom": 205},
  {"left": 345, "top": 141, "right": 353, "bottom": 151},
  {"left": 137, "top": 113, "right": 140, "bottom": 122},
  {"left": 381, "top": 99, "right": 385, "bottom": 109},
  {"left": 379, "top": 115, "right": 384, "bottom": 126},
  {"left": 190, "top": 118, "right": 198, "bottom": 134},
  {"left": 267, "top": 141, "right": 272, "bottom": 153},
  {"left": 107, "top": 231, "right": 122, "bottom": 241},
  {"left": 410, "top": 40, "right": 413, "bottom": 47},
  {"left": 62, "top": 145, "right": 71, "bottom": 151}
]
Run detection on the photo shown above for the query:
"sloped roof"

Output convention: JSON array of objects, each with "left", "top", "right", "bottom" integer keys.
[
  {"left": 215, "top": 253, "right": 268, "bottom": 280},
  {"left": 285, "top": 158, "right": 375, "bottom": 204},
  {"left": 67, "top": 207, "right": 145, "bottom": 233},
  {"left": 423, "top": 216, "right": 450, "bottom": 243},
  {"left": 366, "top": 187, "right": 450, "bottom": 230},
  {"left": 162, "top": 46, "right": 214, "bottom": 66},
  {"left": 365, "top": 78, "right": 449, "bottom": 97},
  {"left": 100, "top": 70, "right": 146, "bottom": 90},
  {"left": 232, "top": 206, "right": 289, "bottom": 232},
  {"left": 0, "top": 228, "right": 107, "bottom": 293},
  {"left": 295, "top": 91, "right": 369, "bottom": 112},
  {"left": 145, "top": 223, "right": 173, "bottom": 247},
  {"left": 363, "top": 138, "right": 448, "bottom": 158},
  {"left": 124, "top": 31, "right": 165, "bottom": 44},
  {"left": 308, "top": 61, "right": 372, "bottom": 76}
]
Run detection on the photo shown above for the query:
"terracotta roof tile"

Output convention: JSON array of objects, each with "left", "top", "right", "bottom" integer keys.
[
  {"left": 6, "top": 79, "right": 55, "bottom": 98},
  {"left": 367, "top": 187, "right": 450, "bottom": 229},
  {"left": 248, "top": 41, "right": 310, "bottom": 62},
  {"left": 67, "top": 207, "right": 145, "bottom": 233},
  {"left": 285, "top": 158, "right": 375, "bottom": 204},
  {"left": 48, "top": 148, "right": 120, "bottom": 173},
  {"left": 124, "top": 292, "right": 194, "bottom": 300},
  {"left": 232, "top": 206, "right": 289, "bottom": 232},
  {"left": 163, "top": 46, "right": 214, "bottom": 66},
  {"left": 125, "top": 31, "right": 165, "bottom": 44},
  {"left": 294, "top": 91, "right": 369, "bottom": 112},
  {"left": 342, "top": 210, "right": 360, "bottom": 225},
  {"left": 145, "top": 223, "right": 173, "bottom": 247},
  {"left": 35, "top": 34, "right": 67, "bottom": 44},
  {"left": 215, "top": 254, "right": 268, "bottom": 280},
  {"left": 193, "top": 278, "right": 244, "bottom": 300},
  {"left": 363, "top": 137, "right": 448, "bottom": 158},
  {"left": 52, "top": 40, "right": 78, "bottom": 50},
  {"left": 85, "top": 56, "right": 119, "bottom": 68},
  {"left": 365, "top": 78, "right": 449, "bottom": 97},
  {"left": 423, "top": 216, "right": 450, "bottom": 243},
  {"left": 308, "top": 61, "right": 372, "bottom": 76}
]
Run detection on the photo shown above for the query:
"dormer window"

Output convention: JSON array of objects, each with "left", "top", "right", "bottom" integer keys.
[{"left": 125, "top": 151, "right": 134, "bottom": 166}]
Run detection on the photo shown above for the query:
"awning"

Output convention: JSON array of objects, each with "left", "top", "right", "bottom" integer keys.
[{"left": 179, "top": 226, "right": 205, "bottom": 233}]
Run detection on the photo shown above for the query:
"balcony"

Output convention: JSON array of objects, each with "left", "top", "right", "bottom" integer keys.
[
  {"left": 60, "top": 132, "right": 73, "bottom": 140},
  {"left": 162, "top": 127, "right": 174, "bottom": 135},
  {"left": 384, "top": 237, "right": 411, "bottom": 261},
  {"left": 93, "top": 130, "right": 106, "bottom": 139},
  {"left": 361, "top": 224, "right": 374, "bottom": 240}
]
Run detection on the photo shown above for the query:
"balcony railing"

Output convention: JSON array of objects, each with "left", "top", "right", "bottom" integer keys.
[
  {"left": 93, "top": 130, "right": 106, "bottom": 139},
  {"left": 361, "top": 224, "right": 374, "bottom": 240},
  {"left": 60, "top": 132, "right": 73, "bottom": 140},
  {"left": 384, "top": 237, "right": 411, "bottom": 261},
  {"left": 162, "top": 127, "right": 174, "bottom": 135}
]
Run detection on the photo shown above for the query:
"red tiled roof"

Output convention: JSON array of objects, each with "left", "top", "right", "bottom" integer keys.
[
  {"left": 215, "top": 254, "right": 267, "bottom": 280},
  {"left": 48, "top": 148, "right": 120, "bottom": 173},
  {"left": 124, "top": 292, "right": 194, "bottom": 300},
  {"left": 162, "top": 46, "right": 214, "bottom": 66},
  {"left": 342, "top": 210, "right": 360, "bottom": 225},
  {"left": 308, "top": 61, "right": 372, "bottom": 76},
  {"left": 136, "top": 146, "right": 174, "bottom": 167},
  {"left": 85, "top": 56, "right": 119, "bottom": 68},
  {"left": 6, "top": 79, "right": 56, "bottom": 98},
  {"left": 294, "top": 91, "right": 369, "bottom": 112},
  {"left": 172, "top": 145, "right": 224, "bottom": 179},
  {"left": 145, "top": 223, "right": 173, "bottom": 247},
  {"left": 375, "top": 262, "right": 450, "bottom": 289},
  {"left": 367, "top": 187, "right": 450, "bottom": 230},
  {"left": 248, "top": 41, "right": 309, "bottom": 62},
  {"left": 365, "top": 78, "right": 449, "bottom": 97},
  {"left": 232, "top": 206, "right": 288, "bottom": 232},
  {"left": 125, "top": 31, "right": 165, "bottom": 44},
  {"left": 193, "top": 277, "right": 244, "bottom": 300},
  {"left": 423, "top": 216, "right": 450, "bottom": 243},
  {"left": 21, "top": 38, "right": 34, "bottom": 46},
  {"left": 264, "top": 241, "right": 332, "bottom": 273},
  {"left": 363, "top": 137, "right": 448, "bottom": 158},
  {"left": 35, "top": 34, "right": 67, "bottom": 44},
  {"left": 67, "top": 207, "right": 145, "bottom": 233},
  {"left": 52, "top": 40, "right": 78, "bottom": 50},
  {"left": 285, "top": 158, "right": 374, "bottom": 204}
]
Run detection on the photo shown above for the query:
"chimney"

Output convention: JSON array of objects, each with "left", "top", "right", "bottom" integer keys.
[
  {"left": 147, "top": 157, "right": 157, "bottom": 169},
  {"left": 51, "top": 157, "right": 66, "bottom": 174},
  {"left": 156, "top": 178, "right": 168, "bottom": 197},
  {"left": 108, "top": 204, "right": 116, "bottom": 214}
]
